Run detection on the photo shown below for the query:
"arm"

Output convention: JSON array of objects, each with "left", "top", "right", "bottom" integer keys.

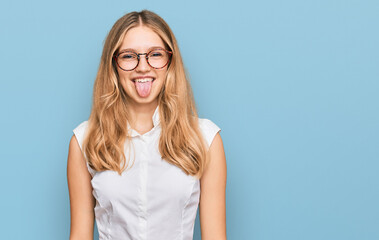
[
  {"left": 199, "top": 132, "right": 227, "bottom": 240},
  {"left": 67, "top": 135, "right": 96, "bottom": 240}
]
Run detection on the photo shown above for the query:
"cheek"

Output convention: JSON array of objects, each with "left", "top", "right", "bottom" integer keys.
[
  {"left": 118, "top": 76, "right": 132, "bottom": 93},
  {"left": 156, "top": 72, "right": 167, "bottom": 86},
  {"left": 118, "top": 72, "right": 131, "bottom": 86},
  {"left": 157, "top": 69, "right": 168, "bottom": 81},
  {"left": 117, "top": 71, "right": 128, "bottom": 81},
  {"left": 119, "top": 80, "right": 127, "bottom": 92}
]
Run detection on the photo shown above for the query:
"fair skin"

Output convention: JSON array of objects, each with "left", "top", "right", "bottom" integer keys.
[
  {"left": 67, "top": 25, "right": 227, "bottom": 240},
  {"left": 116, "top": 25, "right": 168, "bottom": 134},
  {"left": 200, "top": 132, "right": 227, "bottom": 240}
]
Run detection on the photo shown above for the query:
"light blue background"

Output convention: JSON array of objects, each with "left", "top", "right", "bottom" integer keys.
[{"left": 1, "top": 0, "right": 378, "bottom": 239}]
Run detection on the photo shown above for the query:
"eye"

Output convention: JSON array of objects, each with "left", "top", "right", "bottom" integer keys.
[
  {"left": 149, "top": 50, "right": 164, "bottom": 58},
  {"left": 119, "top": 52, "right": 137, "bottom": 60},
  {"left": 152, "top": 52, "right": 163, "bottom": 56}
]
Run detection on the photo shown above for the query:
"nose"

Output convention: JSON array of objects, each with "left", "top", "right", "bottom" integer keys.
[{"left": 135, "top": 54, "right": 151, "bottom": 72}]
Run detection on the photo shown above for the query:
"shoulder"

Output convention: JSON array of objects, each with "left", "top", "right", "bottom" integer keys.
[
  {"left": 197, "top": 118, "right": 221, "bottom": 151},
  {"left": 72, "top": 120, "right": 89, "bottom": 150},
  {"left": 71, "top": 120, "right": 97, "bottom": 177}
]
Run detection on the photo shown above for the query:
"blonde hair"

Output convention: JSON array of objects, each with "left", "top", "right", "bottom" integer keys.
[{"left": 82, "top": 10, "right": 208, "bottom": 179}]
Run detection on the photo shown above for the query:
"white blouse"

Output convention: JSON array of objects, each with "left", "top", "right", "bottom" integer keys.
[{"left": 73, "top": 105, "right": 221, "bottom": 240}]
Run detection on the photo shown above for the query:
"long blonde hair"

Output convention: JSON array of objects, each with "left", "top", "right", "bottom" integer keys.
[{"left": 82, "top": 10, "right": 208, "bottom": 179}]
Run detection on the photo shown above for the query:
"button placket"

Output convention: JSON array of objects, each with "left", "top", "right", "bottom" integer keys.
[{"left": 138, "top": 134, "right": 149, "bottom": 240}]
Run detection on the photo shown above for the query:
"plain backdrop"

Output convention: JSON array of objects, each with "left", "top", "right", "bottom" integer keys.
[{"left": 0, "top": 0, "right": 378, "bottom": 239}]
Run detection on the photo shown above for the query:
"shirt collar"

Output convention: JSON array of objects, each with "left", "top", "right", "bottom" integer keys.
[
  {"left": 152, "top": 104, "right": 160, "bottom": 127},
  {"left": 127, "top": 105, "right": 160, "bottom": 137}
]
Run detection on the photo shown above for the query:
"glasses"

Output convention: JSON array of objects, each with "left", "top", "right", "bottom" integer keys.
[{"left": 113, "top": 48, "right": 172, "bottom": 71}]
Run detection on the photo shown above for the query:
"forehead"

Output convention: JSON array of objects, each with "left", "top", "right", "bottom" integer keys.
[{"left": 119, "top": 26, "right": 165, "bottom": 52}]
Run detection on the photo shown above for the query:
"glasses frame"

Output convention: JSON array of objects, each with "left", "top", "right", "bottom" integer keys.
[{"left": 113, "top": 48, "right": 173, "bottom": 71}]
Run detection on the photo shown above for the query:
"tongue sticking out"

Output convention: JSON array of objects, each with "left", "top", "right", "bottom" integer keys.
[{"left": 135, "top": 80, "right": 153, "bottom": 98}]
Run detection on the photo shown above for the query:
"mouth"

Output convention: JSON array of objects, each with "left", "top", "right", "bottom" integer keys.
[
  {"left": 132, "top": 77, "right": 156, "bottom": 83},
  {"left": 132, "top": 77, "right": 156, "bottom": 98}
]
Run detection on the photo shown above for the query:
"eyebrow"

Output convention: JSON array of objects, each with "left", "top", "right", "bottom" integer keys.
[{"left": 119, "top": 46, "right": 164, "bottom": 52}]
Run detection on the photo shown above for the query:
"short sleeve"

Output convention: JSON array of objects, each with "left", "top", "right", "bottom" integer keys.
[
  {"left": 72, "top": 121, "right": 96, "bottom": 177},
  {"left": 198, "top": 118, "right": 221, "bottom": 151}
]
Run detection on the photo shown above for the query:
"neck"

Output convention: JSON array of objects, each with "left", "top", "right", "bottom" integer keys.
[{"left": 127, "top": 100, "right": 158, "bottom": 130}]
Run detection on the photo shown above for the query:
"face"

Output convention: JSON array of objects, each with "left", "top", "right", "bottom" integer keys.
[{"left": 116, "top": 26, "right": 169, "bottom": 106}]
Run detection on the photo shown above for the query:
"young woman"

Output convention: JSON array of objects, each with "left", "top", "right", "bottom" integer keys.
[{"left": 67, "top": 10, "right": 227, "bottom": 240}]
